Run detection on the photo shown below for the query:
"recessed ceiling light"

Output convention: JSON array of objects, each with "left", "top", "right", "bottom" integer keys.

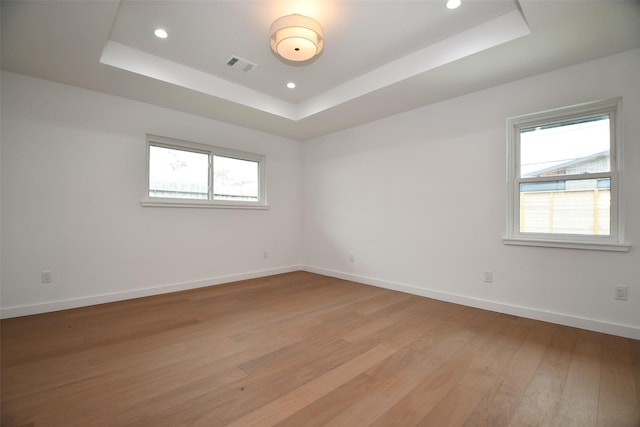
[
  {"left": 154, "top": 28, "right": 168, "bottom": 39},
  {"left": 286, "top": 82, "right": 296, "bottom": 89},
  {"left": 446, "top": 0, "right": 461, "bottom": 9}
]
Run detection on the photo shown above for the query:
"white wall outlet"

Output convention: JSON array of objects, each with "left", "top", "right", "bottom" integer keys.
[
  {"left": 41, "top": 270, "right": 52, "bottom": 284},
  {"left": 263, "top": 250, "right": 268, "bottom": 259},
  {"left": 614, "top": 285, "right": 627, "bottom": 301},
  {"left": 349, "top": 254, "right": 354, "bottom": 263},
  {"left": 483, "top": 271, "right": 493, "bottom": 283}
]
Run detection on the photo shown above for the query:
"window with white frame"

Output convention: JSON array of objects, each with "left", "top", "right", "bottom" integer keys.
[
  {"left": 504, "top": 98, "right": 629, "bottom": 251},
  {"left": 142, "top": 135, "right": 267, "bottom": 209}
]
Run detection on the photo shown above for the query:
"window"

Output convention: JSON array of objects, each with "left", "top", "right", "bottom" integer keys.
[
  {"left": 142, "top": 135, "right": 267, "bottom": 209},
  {"left": 504, "top": 98, "right": 629, "bottom": 251}
]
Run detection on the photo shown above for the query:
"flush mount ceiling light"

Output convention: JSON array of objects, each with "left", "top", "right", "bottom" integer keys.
[{"left": 269, "top": 14, "right": 324, "bottom": 62}]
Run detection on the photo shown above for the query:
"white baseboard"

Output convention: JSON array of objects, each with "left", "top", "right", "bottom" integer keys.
[
  {"left": 0, "top": 265, "right": 302, "bottom": 319},
  {"left": 302, "top": 265, "right": 640, "bottom": 340},
  {"left": 4, "top": 264, "right": 638, "bottom": 340}
]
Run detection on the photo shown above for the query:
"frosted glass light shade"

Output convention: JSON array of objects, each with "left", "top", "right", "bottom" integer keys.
[{"left": 269, "top": 14, "right": 324, "bottom": 62}]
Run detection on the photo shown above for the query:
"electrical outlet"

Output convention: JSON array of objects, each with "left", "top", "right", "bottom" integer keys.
[
  {"left": 349, "top": 254, "right": 354, "bottom": 263},
  {"left": 263, "top": 250, "right": 268, "bottom": 259},
  {"left": 41, "top": 270, "right": 52, "bottom": 284},
  {"left": 483, "top": 271, "right": 493, "bottom": 283},
  {"left": 614, "top": 285, "right": 627, "bottom": 301}
]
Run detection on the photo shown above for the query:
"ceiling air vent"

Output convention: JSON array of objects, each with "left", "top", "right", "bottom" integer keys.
[{"left": 226, "top": 56, "right": 257, "bottom": 73}]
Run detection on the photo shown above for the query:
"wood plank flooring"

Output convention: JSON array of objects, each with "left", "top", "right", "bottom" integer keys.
[{"left": 1, "top": 271, "right": 639, "bottom": 426}]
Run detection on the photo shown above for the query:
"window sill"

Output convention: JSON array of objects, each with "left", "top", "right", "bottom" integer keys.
[
  {"left": 503, "top": 237, "right": 630, "bottom": 252},
  {"left": 140, "top": 199, "right": 269, "bottom": 210}
]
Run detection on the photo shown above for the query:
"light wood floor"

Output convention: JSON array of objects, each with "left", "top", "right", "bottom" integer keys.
[{"left": 2, "top": 271, "right": 639, "bottom": 426}]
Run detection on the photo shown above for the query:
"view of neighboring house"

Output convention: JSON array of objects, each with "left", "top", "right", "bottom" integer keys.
[{"left": 520, "top": 151, "right": 611, "bottom": 235}]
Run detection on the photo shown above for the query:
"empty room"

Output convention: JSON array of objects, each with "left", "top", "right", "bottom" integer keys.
[{"left": 1, "top": 0, "right": 639, "bottom": 426}]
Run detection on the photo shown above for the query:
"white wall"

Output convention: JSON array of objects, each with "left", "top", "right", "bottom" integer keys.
[
  {"left": 2, "top": 49, "right": 639, "bottom": 339},
  {"left": 1, "top": 72, "right": 303, "bottom": 316},
  {"left": 302, "top": 48, "right": 640, "bottom": 339}
]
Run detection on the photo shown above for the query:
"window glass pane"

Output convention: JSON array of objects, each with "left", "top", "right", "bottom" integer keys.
[
  {"left": 519, "top": 178, "right": 610, "bottom": 236},
  {"left": 213, "top": 155, "right": 259, "bottom": 201},
  {"left": 149, "top": 145, "right": 209, "bottom": 199},
  {"left": 520, "top": 115, "right": 610, "bottom": 178}
]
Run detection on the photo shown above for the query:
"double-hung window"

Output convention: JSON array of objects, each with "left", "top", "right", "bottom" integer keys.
[
  {"left": 142, "top": 135, "right": 267, "bottom": 209},
  {"left": 504, "top": 98, "right": 629, "bottom": 251}
]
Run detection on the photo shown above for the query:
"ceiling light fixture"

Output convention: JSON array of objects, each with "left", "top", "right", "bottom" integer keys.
[
  {"left": 269, "top": 14, "right": 324, "bottom": 62},
  {"left": 446, "top": 0, "right": 461, "bottom": 9},
  {"left": 154, "top": 28, "right": 168, "bottom": 39},
  {"left": 286, "top": 82, "right": 296, "bottom": 89}
]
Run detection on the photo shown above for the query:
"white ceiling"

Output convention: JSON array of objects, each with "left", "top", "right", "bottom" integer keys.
[{"left": 2, "top": 0, "right": 639, "bottom": 141}]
